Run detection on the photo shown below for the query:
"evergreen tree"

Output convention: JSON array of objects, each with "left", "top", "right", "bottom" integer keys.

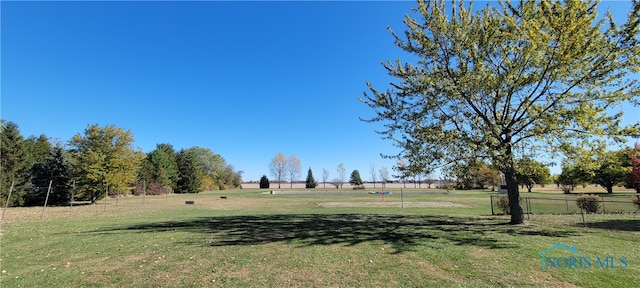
[
  {"left": 23, "top": 134, "right": 52, "bottom": 168},
  {"left": 0, "top": 121, "right": 29, "bottom": 206},
  {"left": 175, "top": 150, "right": 202, "bottom": 194},
  {"left": 350, "top": 169, "right": 364, "bottom": 186},
  {"left": 305, "top": 168, "right": 317, "bottom": 188},
  {"left": 27, "top": 146, "right": 73, "bottom": 206},
  {"left": 137, "top": 144, "right": 179, "bottom": 194},
  {"left": 259, "top": 175, "right": 270, "bottom": 189}
]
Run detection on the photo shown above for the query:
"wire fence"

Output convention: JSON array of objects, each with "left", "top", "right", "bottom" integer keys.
[{"left": 490, "top": 194, "right": 640, "bottom": 215}]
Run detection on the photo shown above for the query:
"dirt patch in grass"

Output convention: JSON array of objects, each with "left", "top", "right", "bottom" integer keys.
[{"left": 317, "top": 201, "right": 471, "bottom": 208}]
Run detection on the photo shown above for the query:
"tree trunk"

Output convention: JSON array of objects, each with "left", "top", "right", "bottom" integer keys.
[
  {"left": 505, "top": 167, "right": 524, "bottom": 224},
  {"left": 503, "top": 135, "right": 524, "bottom": 224}
]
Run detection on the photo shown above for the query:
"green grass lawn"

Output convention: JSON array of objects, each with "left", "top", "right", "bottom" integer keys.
[{"left": 1, "top": 189, "right": 638, "bottom": 287}]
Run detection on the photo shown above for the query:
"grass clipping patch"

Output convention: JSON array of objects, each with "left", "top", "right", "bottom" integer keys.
[{"left": 318, "top": 201, "right": 470, "bottom": 208}]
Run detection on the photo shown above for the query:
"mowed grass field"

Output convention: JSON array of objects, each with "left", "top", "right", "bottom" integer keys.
[{"left": 1, "top": 187, "right": 638, "bottom": 287}]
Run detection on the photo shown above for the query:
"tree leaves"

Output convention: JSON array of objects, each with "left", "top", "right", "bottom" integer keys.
[
  {"left": 69, "top": 124, "right": 143, "bottom": 203},
  {"left": 361, "top": 0, "right": 639, "bottom": 224}
]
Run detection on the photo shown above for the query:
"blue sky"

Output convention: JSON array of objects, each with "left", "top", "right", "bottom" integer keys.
[{"left": 2, "top": 1, "right": 638, "bottom": 182}]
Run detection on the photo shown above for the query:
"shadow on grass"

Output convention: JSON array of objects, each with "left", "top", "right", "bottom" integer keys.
[
  {"left": 584, "top": 219, "right": 640, "bottom": 232},
  {"left": 92, "top": 214, "right": 578, "bottom": 253}
]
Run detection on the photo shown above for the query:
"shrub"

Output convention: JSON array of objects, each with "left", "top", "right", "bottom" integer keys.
[
  {"left": 576, "top": 194, "right": 601, "bottom": 213},
  {"left": 495, "top": 195, "right": 523, "bottom": 215},
  {"left": 631, "top": 196, "right": 640, "bottom": 210},
  {"left": 132, "top": 182, "right": 170, "bottom": 196},
  {"left": 259, "top": 175, "right": 270, "bottom": 189},
  {"left": 352, "top": 185, "right": 365, "bottom": 190}
]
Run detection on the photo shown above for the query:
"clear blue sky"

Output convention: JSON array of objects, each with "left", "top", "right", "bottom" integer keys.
[{"left": 2, "top": 1, "right": 637, "bottom": 182}]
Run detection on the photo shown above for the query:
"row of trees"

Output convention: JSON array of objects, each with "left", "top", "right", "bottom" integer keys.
[
  {"left": 558, "top": 145, "right": 640, "bottom": 194},
  {"left": 264, "top": 155, "right": 394, "bottom": 190},
  {"left": 267, "top": 153, "right": 301, "bottom": 188},
  {"left": 417, "top": 144, "right": 640, "bottom": 195},
  {"left": 262, "top": 146, "right": 640, "bottom": 194},
  {"left": 444, "top": 158, "right": 550, "bottom": 192},
  {"left": 0, "top": 121, "right": 242, "bottom": 207}
]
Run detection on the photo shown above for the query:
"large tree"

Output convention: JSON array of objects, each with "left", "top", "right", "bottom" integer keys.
[
  {"left": 27, "top": 146, "right": 73, "bottom": 206},
  {"left": 515, "top": 158, "right": 551, "bottom": 192},
  {"left": 69, "top": 124, "right": 144, "bottom": 203},
  {"left": 558, "top": 161, "right": 594, "bottom": 193},
  {"left": 269, "top": 153, "right": 287, "bottom": 188},
  {"left": 593, "top": 150, "right": 630, "bottom": 194},
  {"left": 378, "top": 166, "right": 389, "bottom": 189},
  {"left": 175, "top": 149, "right": 202, "bottom": 194},
  {"left": 138, "top": 143, "right": 179, "bottom": 194},
  {"left": 183, "top": 147, "right": 241, "bottom": 191},
  {"left": 337, "top": 163, "right": 346, "bottom": 188},
  {"left": 360, "top": 0, "right": 640, "bottom": 224},
  {"left": 474, "top": 162, "right": 502, "bottom": 191},
  {"left": 370, "top": 163, "right": 378, "bottom": 188},
  {"left": 393, "top": 159, "right": 409, "bottom": 188},
  {"left": 287, "top": 154, "right": 302, "bottom": 189}
]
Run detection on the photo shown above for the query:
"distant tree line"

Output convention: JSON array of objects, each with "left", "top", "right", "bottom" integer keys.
[
  {"left": 556, "top": 146, "right": 640, "bottom": 194},
  {"left": 0, "top": 120, "right": 243, "bottom": 207},
  {"left": 420, "top": 145, "right": 640, "bottom": 194}
]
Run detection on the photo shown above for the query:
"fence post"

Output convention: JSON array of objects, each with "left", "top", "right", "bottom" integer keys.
[
  {"left": 2, "top": 181, "right": 15, "bottom": 223},
  {"left": 70, "top": 179, "right": 75, "bottom": 209},
  {"left": 41, "top": 180, "right": 53, "bottom": 220},
  {"left": 601, "top": 196, "right": 605, "bottom": 213},
  {"left": 566, "top": 197, "right": 569, "bottom": 213}
]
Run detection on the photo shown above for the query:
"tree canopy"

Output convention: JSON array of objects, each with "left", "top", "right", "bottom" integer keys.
[
  {"left": 269, "top": 153, "right": 287, "bottom": 189},
  {"left": 361, "top": 0, "right": 640, "bottom": 224},
  {"left": 515, "top": 158, "right": 551, "bottom": 192},
  {"left": 287, "top": 154, "right": 302, "bottom": 189},
  {"left": 593, "top": 150, "right": 632, "bottom": 194},
  {"left": 69, "top": 124, "right": 144, "bottom": 203}
]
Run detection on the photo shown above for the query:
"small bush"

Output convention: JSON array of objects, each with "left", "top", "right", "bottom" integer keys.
[
  {"left": 576, "top": 194, "right": 601, "bottom": 214},
  {"left": 495, "top": 196, "right": 523, "bottom": 215},
  {"left": 631, "top": 196, "right": 640, "bottom": 210},
  {"left": 352, "top": 185, "right": 365, "bottom": 190}
]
